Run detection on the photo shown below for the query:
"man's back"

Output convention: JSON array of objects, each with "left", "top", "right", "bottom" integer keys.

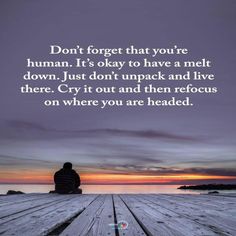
[{"left": 54, "top": 167, "right": 80, "bottom": 194}]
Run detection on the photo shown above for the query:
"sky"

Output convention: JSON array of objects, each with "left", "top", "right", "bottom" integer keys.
[{"left": 0, "top": 0, "right": 236, "bottom": 185}]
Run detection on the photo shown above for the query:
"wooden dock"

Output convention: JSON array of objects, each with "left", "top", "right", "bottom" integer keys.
[{"left": 0, "top": 194, "right": 236, "bottom": 236}]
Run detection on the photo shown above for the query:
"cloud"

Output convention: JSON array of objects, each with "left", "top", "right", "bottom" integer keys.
[
  {"left": 0, "top": 155, "right": 56, "bottom": 168},
  {"left": 186, "top": 167, "right": 236, "bottom": 177},
  {"left": 87, "top": 129, "right": 199, "bottom": 142},
  {"left": 138, "top": 166, "right": 236, "bottom": 177},
  {"left": 95, "top": 165, "right": 236, "bottom": 177},
  {"left": 1, "top": 154, "right": 236, "bottom": 177},
  {"left": 1, "top": 120, "right": 199, "bottom": 142}
]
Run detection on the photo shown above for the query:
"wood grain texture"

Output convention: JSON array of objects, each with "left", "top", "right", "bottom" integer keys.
[
  {"left": 113, "top": 195, "right": 145, "bottom": 236},
  {"left": 0, "top": 194, "right": 235, "bottom": 236},
  {"left": 0, "top": 195, "right": 96, "bottom": 236},
  {"left": 60, "top": 195, "right": 115, "bottom": 236}
]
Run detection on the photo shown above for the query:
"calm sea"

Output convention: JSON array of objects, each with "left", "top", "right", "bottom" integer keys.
[{"left": 0, "top": 184, "right": 229, "bottom": 195}]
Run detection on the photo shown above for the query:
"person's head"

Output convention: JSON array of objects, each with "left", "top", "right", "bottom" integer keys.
[{"left": 63, "top": 162, "right": 72, "bottom": 170}]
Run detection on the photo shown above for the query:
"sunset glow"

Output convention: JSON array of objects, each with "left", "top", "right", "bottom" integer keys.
[{"left": 1, "top": 171, "right": 235, "bottom": 185}]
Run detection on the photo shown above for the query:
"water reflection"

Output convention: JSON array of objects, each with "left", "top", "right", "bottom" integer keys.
[{"left": 0, "top": 184, "right": 198, "bottom": 194}]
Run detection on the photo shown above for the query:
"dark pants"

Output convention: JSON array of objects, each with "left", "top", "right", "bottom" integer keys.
[
  {"left": 72, "top": 188, "right": 82, "bottom": 194},
  {"left": 50, "top": 188, "right": 82, "bottom": 194}
]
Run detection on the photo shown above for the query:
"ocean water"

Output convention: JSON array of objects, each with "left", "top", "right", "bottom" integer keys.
[
  {"left": 0, "top": 184, "right": 213, "bottom": 195},
  {"left": 1, "top": 184, "right": 236, "bottom": 195}
]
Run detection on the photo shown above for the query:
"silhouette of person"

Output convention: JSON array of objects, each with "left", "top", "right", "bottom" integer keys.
[{"left": 54, "top": 162, "right": 82, "bottom": 194}]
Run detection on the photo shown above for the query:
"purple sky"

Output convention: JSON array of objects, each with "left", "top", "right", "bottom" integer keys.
[{"left": 0, "top": 0, "right": 236, "bottom": 184}]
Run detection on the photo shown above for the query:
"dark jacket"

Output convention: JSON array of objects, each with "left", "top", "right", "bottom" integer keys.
[{"left": 54, "top": 168, "right": 80, "bottom": 194}]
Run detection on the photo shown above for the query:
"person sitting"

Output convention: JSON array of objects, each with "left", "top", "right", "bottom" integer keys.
[{"left": 54, "top": 162, "right": 82, "bottom": 194}]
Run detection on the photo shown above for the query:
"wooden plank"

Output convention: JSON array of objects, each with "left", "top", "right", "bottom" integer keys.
[
  {"left": 143, "top": 194, "right": 236, "bottom": 236},
  {"left": 0, "top": 195, "right": 96, "bottom": 236},
  {"left": 0, "top": 193, "right": 36, "bottom": 202},
  {"left": 0, "top": 194, "right": 48, "bottom": 206},
  {"left": 0, "top": 195, "right": 77, "bottom": 225},
  {"left": 1, "top": 194, "right": 235, "bottom": 236},
  {"left": 113, "top": 195, "right": 146, "bottom": 236},
  {"left": 164, "top": 194, "right": 236, "bottom": 208},
  {"left": 0, "top": 194, "right": 71, "bottom": 218},
  {"left": 152, "top": 194, "right": 236, "bottom": 219},
  {"left": 149, "top": 194, "right": 236, "bottom": 218},
  {"left": 214, "top": 194, "right": 236, "bottom": 198},
  {"left": 121, "top": 194, "right": 182, "bottom": 236},
  {"left": 60, "top": 195, "right": 115, "bottom": 236},
  {"left": 155, "top": 194, "right": 236, "bottom": 221},
  {"left": 0, "top": 193, "right": 39, "bottom": 200},
  {"left": 121, "top": 195, "right": 216, "bottom": 236}
]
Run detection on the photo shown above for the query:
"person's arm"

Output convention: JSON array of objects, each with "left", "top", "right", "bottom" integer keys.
[
  {"left": 54, "top": 172, "right": 58, "bottom": 184},
  {"left": 74, "top": 172, "right": 81, "bottom": 187}
]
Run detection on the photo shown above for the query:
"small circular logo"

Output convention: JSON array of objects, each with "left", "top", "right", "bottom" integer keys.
[{"left": 117, "top": 220, "right": 128, "bottom": 230}]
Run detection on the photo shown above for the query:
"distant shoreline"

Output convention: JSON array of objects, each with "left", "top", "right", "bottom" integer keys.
[{"left": 178, "top": 184, "right": 236, "bottom": 190}]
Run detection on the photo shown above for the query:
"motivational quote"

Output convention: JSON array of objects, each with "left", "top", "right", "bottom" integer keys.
[{"left": 20, "top": 44, "right": 218, "bottom": 108}]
